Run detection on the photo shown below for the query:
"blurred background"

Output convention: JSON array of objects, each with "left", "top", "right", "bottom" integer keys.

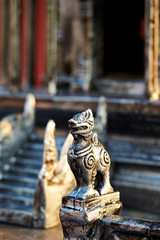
[
  {"left": 0, "top": 0, "right": 160, "bottom": 238},
  {"left": 0, "top": 0, "right": 147, "bottom": 97}
]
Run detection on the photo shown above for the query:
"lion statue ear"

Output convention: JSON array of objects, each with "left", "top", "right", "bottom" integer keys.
[
  {"left": 87, "top": 109, "right": 93, "bottom": 117},
  {"left": 92, "top": 133, "right": 99, "bottom": 144}
]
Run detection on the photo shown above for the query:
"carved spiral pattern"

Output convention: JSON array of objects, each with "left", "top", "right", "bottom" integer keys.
[
  {"left": 100, "top": 149, "right": 110, "bottom": 167},
  {"left": 84, "top": 153, "right": 95, "bottom": 170}
]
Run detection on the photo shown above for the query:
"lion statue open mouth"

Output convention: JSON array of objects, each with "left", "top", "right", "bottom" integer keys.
[{"left": 68, "top": 109, "right": 94, "bottom": 137}]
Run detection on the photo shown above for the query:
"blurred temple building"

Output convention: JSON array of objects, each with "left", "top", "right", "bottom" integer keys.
[{"left": 0, "top": 0, "right": 159, "bottom": 99}]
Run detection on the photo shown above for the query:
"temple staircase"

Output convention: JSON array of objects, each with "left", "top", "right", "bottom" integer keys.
[
  {"left": 0, "top": 134, "right": 65, "bottom": 226},
  {"left": 109, "top": 135, "right": 160, "bottom": 220}
]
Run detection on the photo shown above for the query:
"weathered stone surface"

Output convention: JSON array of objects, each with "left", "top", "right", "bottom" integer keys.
[
  {"left": 93, "top": 215, "right": 160, "bottom": 239},
  {"left": 61, "top": 193, "right": 122, "bottom": 239}
]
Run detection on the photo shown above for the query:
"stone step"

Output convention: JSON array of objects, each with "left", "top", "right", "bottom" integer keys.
[
  {"left": 0, "top": 183, "right": 35, "bottom": 197},
  {"left": 16, "top": 149, "right": 43, "bottom": 159},
  {"left": 111, "top": 151, "right": 160, "bottom": 162},
  {"left": 111, "top": 156, "right": 160, "bottom": 167},
  {"left": 23, "top": 142, "right": 44, "bottom": 152},
  {"left": 113, "top": 179, "right": 160, "bottom": 191},
  {"left": 0, "top": 200, "right": 33, "bottom": 212},
  {"left": 0, "top": 193, "right": 33, "bottom": 206},
  {"left": 1, "top": 174, "right": 37, "bottom": 188},
  {"left": 14, "top": 158, "right": 42, "bottom": 169},
  {"left": 113, "top": 183, "right": 160, "bottom": 215},
  {"left": 10, "top": 166, "right": 40, "bottom": 175},
  {"left": 110, "top": 135, "right": 160, "bottom": 215},
  {"left": 29, "top": 134, "right": 44, "bottom": 143},
  {"left": 8, "top": 166, "right": 40, "bottom": 178}
]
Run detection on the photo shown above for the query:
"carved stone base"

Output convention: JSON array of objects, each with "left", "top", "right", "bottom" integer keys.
[{"left": 60, "top": 192, "right": 122, "bottom": 239}]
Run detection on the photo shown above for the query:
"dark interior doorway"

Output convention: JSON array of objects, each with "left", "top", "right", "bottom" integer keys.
[{"left": 103, "top": 1, "right": 144, "bottom": 77}]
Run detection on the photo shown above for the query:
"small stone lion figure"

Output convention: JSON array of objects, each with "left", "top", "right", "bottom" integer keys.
[{"left": 68, "top": 109, "right": 113, "bottom": 200}]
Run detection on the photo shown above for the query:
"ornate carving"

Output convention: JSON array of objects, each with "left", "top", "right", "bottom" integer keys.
[
  {"left": 68, "top": 108, "right": 113, "bottom": 199},
  {"left": 41, "top": 120, "right": 58, "bottom": 182},
  {"left": 100, "top": 149, "right": 110, "bottom": 167},
  {"left": 33, "top": 120, "right": 76, "bottom": 228},
  {"left": 23, "top": 93, "right": 36, "bottom": 119},
  {"left": 84, "top": 152, "right": 95, "bottom": 169}
]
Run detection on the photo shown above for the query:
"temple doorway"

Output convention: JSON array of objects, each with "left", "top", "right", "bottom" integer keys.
[{"left": 103, "top": 0, "right": 145, "bottom": 78}]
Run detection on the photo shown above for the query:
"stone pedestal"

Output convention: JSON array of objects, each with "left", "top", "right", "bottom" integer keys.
[{"left": 60, "top": 192, "right": 122, "bottom": 239}]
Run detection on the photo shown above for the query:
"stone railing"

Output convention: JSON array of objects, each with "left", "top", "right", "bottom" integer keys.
[{"left": 0, "top": 93, "right": 36, "bottom": 175}]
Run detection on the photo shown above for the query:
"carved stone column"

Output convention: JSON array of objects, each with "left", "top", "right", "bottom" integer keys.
[
  {"left": 60, "top": 109, "right": 122, "bottom": 239},
  {"left": 58, "top": 0, "right": 93, "bottom": 92},
  {"left": 46, "top": 0, "right": 57, "bottom": 95},
  {"left": 145, "top": 0, "right": 159, "bottom": 100}
]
